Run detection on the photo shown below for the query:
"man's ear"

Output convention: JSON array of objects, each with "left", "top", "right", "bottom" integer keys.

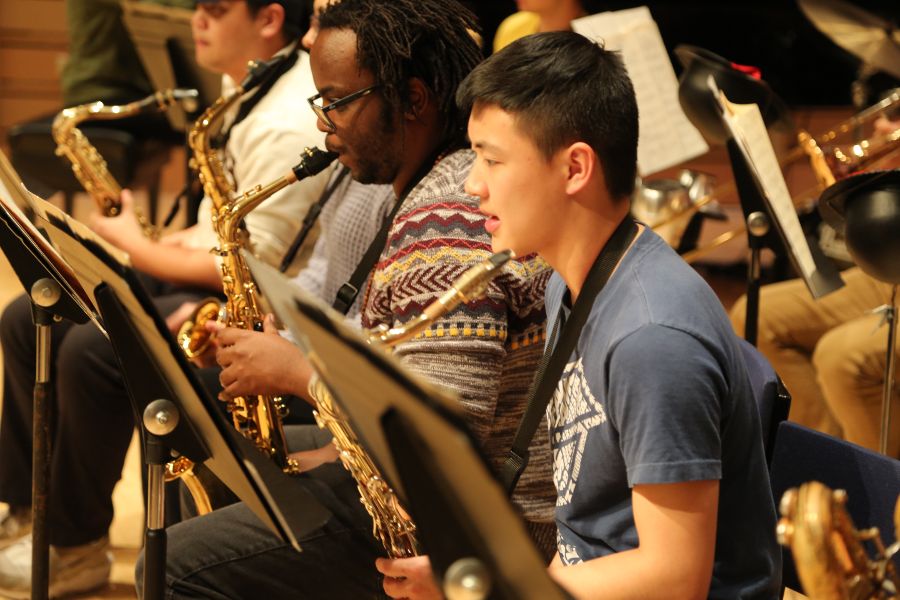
[
  {"left": 257, "top": 3, "right": 286, "bottom": 41},
  {"left": 563, "top": 142, "right": 598, "bottom": 196},
  {"left": 404, "top": 78, "right": 429, "bottom": 121}
]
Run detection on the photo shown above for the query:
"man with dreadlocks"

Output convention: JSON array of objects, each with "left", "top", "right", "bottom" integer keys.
[{"left": 134, "top": 0, "right": 556, "bottom": 598}]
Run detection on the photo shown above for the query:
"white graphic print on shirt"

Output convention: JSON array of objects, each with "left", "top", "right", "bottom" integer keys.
[
  {"left": 556, "top": 530, "right": 582, "bottom": 565},
  {"left": 547, "top": 357, "right": 607, "bottom": 507}
]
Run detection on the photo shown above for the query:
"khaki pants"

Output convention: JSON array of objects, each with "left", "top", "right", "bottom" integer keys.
[{"left": 730, "top": 267, "right": 899, "bottom": 455}]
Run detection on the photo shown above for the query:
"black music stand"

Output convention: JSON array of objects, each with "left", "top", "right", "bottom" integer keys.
[
  {"left": 0, "top": 154, "right": 99, "bottom": 600},
  {"left": 31, "top": 204, "right": 331, "bottom": 600},
  {"left": 246, "top": 252, "right": 572, "bottom": 600},
  {"left": 709, "top": 85, "right": 844, "bottom": 346},
  {"left": 725, "top": 140, "right": 843, "bottom": 344}
]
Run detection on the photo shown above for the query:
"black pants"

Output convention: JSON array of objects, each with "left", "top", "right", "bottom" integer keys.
[{"left": 0, "top": 281, "right": 206, "bottom": 547}]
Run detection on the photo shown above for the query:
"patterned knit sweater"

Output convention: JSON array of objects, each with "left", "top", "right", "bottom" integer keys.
[{"left": 361, "top": 150, "right": 556, "bottom": 532}]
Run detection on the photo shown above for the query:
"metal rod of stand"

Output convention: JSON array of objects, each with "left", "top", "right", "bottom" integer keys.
[
  {"left": 879, "top": 286, "right": 897, "bottom": 456},
  {"left": 29, "top": 278, "right": 61, "bottom": 600},
  {"left": 744, "top": 212, "right": 770, "bottom": 347},
  {"left": 141, "top": 399, "right": 179, "bottom": 600}
]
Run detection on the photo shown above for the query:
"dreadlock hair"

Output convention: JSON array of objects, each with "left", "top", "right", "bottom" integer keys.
[{"left": 318, "top": 0, "right": 482, "bottom": 148}]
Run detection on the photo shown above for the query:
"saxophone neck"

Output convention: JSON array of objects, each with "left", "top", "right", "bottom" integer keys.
[
  {"left": 219, "top": 147, "right": 337, "bottom": 242},
  {"left": 221, "top": 173, "right": 295, "bottom": 240},
  {"left": 368, "top": 249, "right": 515, "bottom": 346}
]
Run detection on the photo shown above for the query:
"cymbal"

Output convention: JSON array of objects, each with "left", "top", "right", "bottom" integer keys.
[{"left": 798, "top": 0, "right": 900, "bottom": 79}]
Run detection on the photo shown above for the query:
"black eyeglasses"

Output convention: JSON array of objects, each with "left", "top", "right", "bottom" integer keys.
[{"left": 307, "top": 84, "right": 379, "bottom": 131}]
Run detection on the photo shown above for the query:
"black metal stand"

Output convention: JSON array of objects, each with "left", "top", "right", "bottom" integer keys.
[
  {"left": 91, "top": 284, "right": 209, "bottom": 600},
  {"left": 0, "top": 205, "right": 91, "bottom": 600},
  {"left": 743, "top": 211, "right": 770, "bottom": 347},
  {"left": 724, "top": 135, "right": 843, "bottom": 347},
  {"left": 880, "top": 287, "right": 897, "bottom": 455},
  {"left": 140, "top": 400, "right": 180, "bottom": 600},
  {"left": 382, "top": 410, "right": 492, "bottom": 599},
  {"left": 28, "top": 278, "right": 62, "bottom": 600}
]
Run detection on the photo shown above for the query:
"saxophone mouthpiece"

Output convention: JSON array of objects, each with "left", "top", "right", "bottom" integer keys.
[
  {"left": 292, "top": 147, "right": 339, "bottom": 180},
  {"left": 241, "top": 54, "right": 285, "bottom": 93},
  {"left": 488, "top": 248, "right": 515, "bottom": 270},
  {"left": 450, "top": 249, "right": 515, "bottom": 301},
  {"left": 171, "top": 89, "right": 200, "bottom": 114}
]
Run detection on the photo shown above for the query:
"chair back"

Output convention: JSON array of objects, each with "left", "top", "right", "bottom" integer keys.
[{"left": 737, "top": 338, "right": 791, "bottom": 467}]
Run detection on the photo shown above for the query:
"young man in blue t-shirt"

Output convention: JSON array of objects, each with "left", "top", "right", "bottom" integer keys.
[{"left": 448, "top": 31, "right": 780, "bottom": 599}]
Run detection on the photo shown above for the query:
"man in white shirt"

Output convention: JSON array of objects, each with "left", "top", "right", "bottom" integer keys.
[{"left": 0, "top": 1, "right": 326, "bottom": 596}]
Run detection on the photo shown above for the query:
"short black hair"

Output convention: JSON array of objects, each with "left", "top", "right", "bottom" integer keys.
[
  {"left": 457, "top": 31, "right": 639, "bottom": 201},
  {"left": 318, "top": 0, "right": 482, "bottom": 148},
  {"left": 245, "top": 0, "right": 309, "bottom": 42}
]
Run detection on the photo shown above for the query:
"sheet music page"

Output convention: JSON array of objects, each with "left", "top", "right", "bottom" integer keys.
[
  {"left": 30, "top": 195, "right": 132, "bottom": 268},
  {"left": 713, "top": 84, "right": 817, "bottom": 279},
  {"left": 572, "top": 6, "right": 709, "bottom": 176},
  {"left": 0, "top": 150, "right": 99, "bottom": 317}
]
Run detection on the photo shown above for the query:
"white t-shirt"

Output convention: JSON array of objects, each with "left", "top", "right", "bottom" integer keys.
[{"left": 185, "top": 49, "right": 329, "bottom": 268}]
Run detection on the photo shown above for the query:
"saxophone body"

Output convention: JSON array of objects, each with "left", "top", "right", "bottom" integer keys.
[
  {"left": 777, "top": 481, "right": 900, "bottom": 599},
  {"left": 309, "top": 250, "right": 515, "bottom": 558},
  {"left": 208, "top": 147, "right": 337, "bottom": 471},
  {"left": 180, "top": 55, "right": 336, "bottom": 474},
  {"left": 51, "top": 88, "right": 199, "bottom": 238}
]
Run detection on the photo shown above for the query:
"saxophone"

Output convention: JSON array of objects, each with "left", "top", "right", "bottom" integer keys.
[
  {"left": 777, "top": 481, "right": 900, "bottom": 599},
  {"left": 309, "top": 249, "right": 515, "bottom": 558},
  {"left": 165, "top": 56, "right": 336, "bottom": 510},
  {"left": 51, "top": 89, "right": 199, "bottom": 239}
]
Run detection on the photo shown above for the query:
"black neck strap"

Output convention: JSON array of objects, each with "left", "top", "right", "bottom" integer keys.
[
  {"left": 213, "top": 47, "right": 300, "bottom": 150},
  {"left": 499, "top": 215, "right": 638, "bottom": 494},
  {"left": 331, "top": 148, "right": 449, "bottom": 315},
  {"left": 279, "top": 165, "right": 350, "bottom": 273}
]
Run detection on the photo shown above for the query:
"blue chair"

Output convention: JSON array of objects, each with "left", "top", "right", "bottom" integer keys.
[
  {"left": 769, "top": 421, "right": 900, "bottom": 593},
  {"left": 737, "top": 338, "right": 792, "bottom": 467}
]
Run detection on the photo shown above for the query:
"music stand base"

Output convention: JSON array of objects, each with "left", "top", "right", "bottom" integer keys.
[
  {"left": 30, "top": 278, "right": 63, "bottom": 600},
  {"left": 141, "top": 400, "right": 180, "bottom": 600}
]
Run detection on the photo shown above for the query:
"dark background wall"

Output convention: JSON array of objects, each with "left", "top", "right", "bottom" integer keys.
[{"left": 463, "top": 0, "right": 899, "bottom": 107}]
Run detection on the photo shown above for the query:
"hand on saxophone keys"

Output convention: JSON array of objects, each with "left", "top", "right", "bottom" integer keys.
[
  {"left": 88, "top": 188, "right": 151, "bottom": 250},
  {"left": 375, "top": 555, "right": 442, "bottom": 600},
  {"left": 214, "top": 314, "right": 315, "bottom": 403}
]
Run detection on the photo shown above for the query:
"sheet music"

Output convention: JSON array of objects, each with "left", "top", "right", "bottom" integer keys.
[
  {"left": 711, "top": 80, "right": 817, "bottom": 280},
  {"left": 572, "top": 7, "right": 709, "bottom": 176},
  {"left": 0, "top": 150, "right": 99, "bottom": 322},
  {"left": 32, "top": 197, "right": 131, "bottom": 268}
]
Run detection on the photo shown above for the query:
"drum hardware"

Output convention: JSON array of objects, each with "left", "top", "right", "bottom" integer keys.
[
  {"left": 820, "top": 169, "right": 900, "bottom": 455},
  {"left": 797, "top": 0, "right": 900, "bottom": 81}
]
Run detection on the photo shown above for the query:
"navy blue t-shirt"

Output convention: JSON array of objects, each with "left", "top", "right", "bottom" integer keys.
[{"left": 545, "top": 229, "right": 781, "bottom": 599}]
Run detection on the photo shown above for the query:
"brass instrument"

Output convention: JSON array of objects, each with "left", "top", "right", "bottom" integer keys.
[
  {"left": 177, "top": 147, "right": 337, "bottom": 358},
  {"left": 51, "top": 89, "right": 199, "bottom": 239},
  {"left": 181, "top": 146, "right": 336, "bottom": 469},
  {"left": 166, "top": 56, "right": 332, "bottom": 510},
  {"left": 632, "top": 170, "right": 717, "bottom": 249},
  {"left": 777, "top": 481, "right": 900, "bottom": 599},
  {"left": 309, "top": 249, "right": 516, "bottom": 558},
  {"left": 677, "top": 91, "right": 900, "bottom": 264}
]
